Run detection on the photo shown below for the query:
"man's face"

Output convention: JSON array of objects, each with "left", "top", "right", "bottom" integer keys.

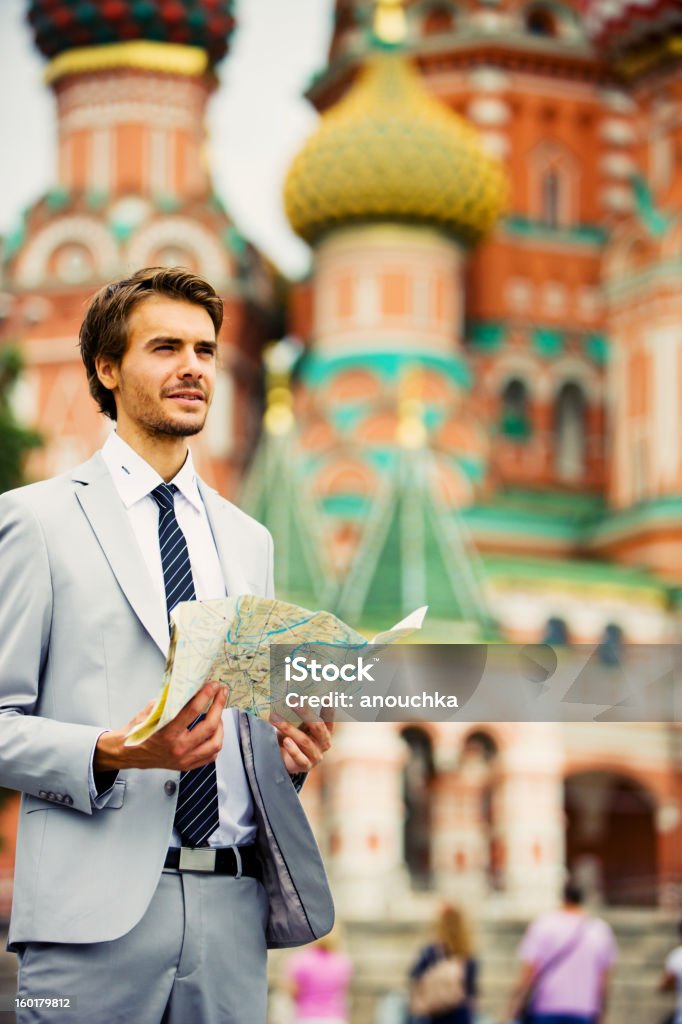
[{"left": 98, "top": 295, "right": 217, "bottom": 439}]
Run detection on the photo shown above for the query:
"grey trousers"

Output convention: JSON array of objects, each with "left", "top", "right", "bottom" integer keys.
[{"left": 15, "top": 868, "right": 269, "bottom": 1024}]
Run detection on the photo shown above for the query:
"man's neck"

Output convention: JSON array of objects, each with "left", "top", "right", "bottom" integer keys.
[{"left": 114, "top": 423, "right": 189, "bottom": 482}]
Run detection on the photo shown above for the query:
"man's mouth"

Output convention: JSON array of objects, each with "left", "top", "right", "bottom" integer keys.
[{"left": 166, "top": 390, "right": 205, "bottom": 403}]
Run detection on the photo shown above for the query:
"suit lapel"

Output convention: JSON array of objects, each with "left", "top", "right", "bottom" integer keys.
[
  {"left": 197, "top": 480, "right": 252, "bottom": 598},
  {"left": 72, "top": 454, "right": 169, "bottom": 655}
]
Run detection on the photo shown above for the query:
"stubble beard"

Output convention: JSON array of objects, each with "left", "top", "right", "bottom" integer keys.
[
  {"left": 145, "top": 416, "right": 205, "bottom": 439},
  {"left": 120, "top": 378, "right": 210, "bottom": 439}
]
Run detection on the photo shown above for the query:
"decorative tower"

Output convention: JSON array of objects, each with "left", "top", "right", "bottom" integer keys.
[
  {"left": 312, "top": 0, "right": 616, "bottom": 523},
  {"left": 587, "top": 0, "right": 682, "bottom": 580},
  {"left": 293, "top": 0, "right": 678, "bottom": 646},
  {"left": 1, "top": 1, "right": 275, "bottom": 493},
  {"left": 270, "top": 0, "right": 506, "bottom": 634}
]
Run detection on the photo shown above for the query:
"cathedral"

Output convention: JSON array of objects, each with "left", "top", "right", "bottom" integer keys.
[{"left": 1, "top": 2, "right": 682, "bottom": 1016}]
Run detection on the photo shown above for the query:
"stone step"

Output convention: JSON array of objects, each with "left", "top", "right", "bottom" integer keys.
[{"left": 268, "top": 910, "right": 681, "bottom": 1024}]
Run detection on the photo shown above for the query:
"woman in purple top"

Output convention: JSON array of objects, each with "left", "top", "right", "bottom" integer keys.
[
  {"left": 507, "top": 882, "right": 617, "bottom": 1024},
  {"left": 285, "top": 931, "right": 354, "bottom": 1024}
]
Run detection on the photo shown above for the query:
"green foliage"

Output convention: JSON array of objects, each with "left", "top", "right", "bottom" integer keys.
[{"left": 0, "top": 346, "right": 42, "bottom": 494}]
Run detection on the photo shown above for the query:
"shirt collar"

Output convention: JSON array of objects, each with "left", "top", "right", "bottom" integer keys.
[{"left": 101, "top": 431, "right": 203, "bottom": 513}]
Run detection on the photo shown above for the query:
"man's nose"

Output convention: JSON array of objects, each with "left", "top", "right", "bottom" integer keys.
[{"left": 177, "top": 348, "right": 203, "bottom": 378}]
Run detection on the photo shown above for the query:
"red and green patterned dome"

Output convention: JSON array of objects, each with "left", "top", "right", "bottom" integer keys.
[{"left": 27, "top": 0, "right": 236, "bottom": 66}]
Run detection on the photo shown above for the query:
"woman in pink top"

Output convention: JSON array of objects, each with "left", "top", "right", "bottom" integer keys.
[{"left": 285, "top": 931, "right": 354, "bottom": 1024}]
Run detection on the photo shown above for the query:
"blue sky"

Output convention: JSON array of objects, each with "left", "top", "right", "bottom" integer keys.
[{"left": 0, "top": 0, "right": 335, "bottom": 277}]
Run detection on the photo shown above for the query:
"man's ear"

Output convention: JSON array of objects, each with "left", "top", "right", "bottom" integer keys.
[{"left": 95, "top": 355, "right": 119, "bottom": 393}]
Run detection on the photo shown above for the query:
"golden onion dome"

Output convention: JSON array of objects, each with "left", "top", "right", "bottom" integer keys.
[{"left": 284, "top": 50, "right": 508, "bottom": 246}]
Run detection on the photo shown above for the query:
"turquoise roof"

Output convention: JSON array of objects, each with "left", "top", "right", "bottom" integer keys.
[
  {"left": 585, "top": 333, "right": 609, "bottom": 365},
  {"left": 503, "top": 216, "right": 607, "bottom": 246},
  {"left": 240, "top": 432, "right": 329, "bottom": 609},
  {"left": 533, "top": 326, "right": 564, "bottom": 359},
  {"left": 588, "top": 495, "right": 682, "bottom": 545},
  {"left": 468, "top": 321, "right": 505, "bottom": 352},
  {"left": 480, "top": 552, "right": 668, "bottom": 597},
  {"left": 464, "top": 488, "right": 605, "bottom": 544},
  {"left": 334, "top": 447, "right": 495, "bottom": 634},
  {"left": 301, "top": 350, "right": 473, "bottom": 391}
]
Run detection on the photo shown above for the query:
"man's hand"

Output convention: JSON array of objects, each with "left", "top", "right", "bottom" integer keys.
[
  {"left": 272, "top": 717, "right": 334, "bottom": 774},
  {"left": 94, "top": 681, "right": 228, "bottom": 772}
]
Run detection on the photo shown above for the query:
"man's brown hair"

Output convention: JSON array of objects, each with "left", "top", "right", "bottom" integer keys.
[{"left": 79, "top": 266, "right": 224, "bottom": 420}]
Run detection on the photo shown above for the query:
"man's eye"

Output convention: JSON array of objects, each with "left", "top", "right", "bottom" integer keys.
[{"left": 155, "top": 344, "right": 174, "bottom": 351}]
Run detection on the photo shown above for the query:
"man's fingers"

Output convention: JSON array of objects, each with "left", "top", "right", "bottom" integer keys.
[
  {"left": 274, "top": 719, "right": 330, "bottom": 769},
  {"left": 320, "top": 708, "right": 336, "bottom": 729},
  {"left": 178, "top": 685, "right": 227, "bottom": 746},
  {"left": 127, "top": 699, "right": 157, "bottom": 729},
  {"left": 180, "top": 720, "right": 224, "bottom": 770},
  {"left": 282, "top": 736, "right": 312, "bottom": 772},
  {"left": 303, "top": 720, "right": 334, "bottom": 745},
  {"left": 275, "top": 719, "right": 332, "bottom": 754},
  {"left": 194, "top": 681, "right": 228, "bottom": 728},
  {"left": 149, "top": 683, "right": 227, "bottom": 767},
  {"left": 174, "top": 681, "right": 225, "bottom": 732}
]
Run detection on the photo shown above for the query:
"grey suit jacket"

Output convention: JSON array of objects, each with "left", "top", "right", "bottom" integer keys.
[{"left": 0, "top": 453, "right": 334, "bottom": 950}]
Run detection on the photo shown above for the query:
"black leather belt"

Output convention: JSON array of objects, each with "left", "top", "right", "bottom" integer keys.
[{"left": 164, "top": 845, "right": 261, "bottom": 878}]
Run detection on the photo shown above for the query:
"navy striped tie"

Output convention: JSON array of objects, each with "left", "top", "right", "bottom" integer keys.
[{"left": 151, "top": 483, "right": 220, "bottom": 848}]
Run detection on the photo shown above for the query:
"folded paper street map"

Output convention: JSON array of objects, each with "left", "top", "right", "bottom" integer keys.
[{"left": 125, "top": 595, "right": 426, "bottom": 745}]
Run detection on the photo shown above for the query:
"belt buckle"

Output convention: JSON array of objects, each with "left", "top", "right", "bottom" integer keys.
[{"left": 178, "top": 847, "right": 217, "bottom": 872}]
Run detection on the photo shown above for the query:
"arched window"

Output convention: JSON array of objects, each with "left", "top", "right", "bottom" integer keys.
[
  {"left": 401, "top": 727, "right": 435, "bottom": 889},
  {"left": 542, "top": 167, "right": 561, "bottom": 228},
  {"left": 500, "top": 378, "right": 532, "bottom": 440},
  {"left": 53, "top": 242, "right": 94, "bottom": 284},
  {"left": 463, "top": 730, "right": 498, "bottom": 762},
  {"left": 597, "top": 623, "right": 624, "bottom": 667},
  {"left": 154, "top": 246, "right": 194, "bottom": 271},
  {"left": 531, "top": 143, "right": 577, "bottom": 228},
  {"left": 542, "top": 616, "right": 570, "bottom": 645},
  {"left": 555, "top": 381, "right": 586, "bottom": 481},
  {"left": 423, "top": 3, "right": 456, "bottom": 34},
  {"left": 565, "top": 772, "right": 658, "bottom": 905},
  {"left": 526, "top": 5, "right": 558, "bottom": 36},
  {"left": 461, "top": 731, "right": 501, "bottom": 889}
]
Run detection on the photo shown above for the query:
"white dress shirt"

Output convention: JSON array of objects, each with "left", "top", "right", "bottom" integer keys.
[{"left": 97, "top": 431, "right": 257, "bottom": 846}]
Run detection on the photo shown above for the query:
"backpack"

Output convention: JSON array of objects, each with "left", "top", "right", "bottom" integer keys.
[{"left": 409, "top": 952, "right": 466, "bottom": 1017}]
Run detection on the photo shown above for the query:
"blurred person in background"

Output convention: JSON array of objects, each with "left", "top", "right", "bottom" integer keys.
[
  {"left": 284, "top": 928, "right": 354, "bottom": 1024},
  {"left": 658, "top": 921, "right": 682, "bottom": 1024},
  {"left": 409, "top": 904, "right": 478, "bottom": 1024},
  {"left": 506, "top": 882, "right": 617, "bottom": 1024}
]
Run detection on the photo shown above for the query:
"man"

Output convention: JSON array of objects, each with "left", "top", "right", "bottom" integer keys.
[
  {"left": 507, "top": 882, "right": 616, "bottom": 1024},
  {"left": 659, "top": 921, "right": 682, "bottom": 1024},
  {"left": 0, "top": 266, "right": 334, "bottom": 1024}
]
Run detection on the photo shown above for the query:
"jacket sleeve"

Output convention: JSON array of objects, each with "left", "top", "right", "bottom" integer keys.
[{"left": 0, "top": 493, "right": 108, "bottom": 815}]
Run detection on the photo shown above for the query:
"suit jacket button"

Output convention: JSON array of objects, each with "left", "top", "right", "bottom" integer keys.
[
  {"left": 38, "top": 790, "right": 48, "bottom": 799},
  {"left": 164, "top": 781, "right": 177, "bottom": 796},
  {"left": 63, "top": 795, "right": 73, "bottom": 806},
  {"left": 46, "top": 792, "right": 56, "bottom": 801}
]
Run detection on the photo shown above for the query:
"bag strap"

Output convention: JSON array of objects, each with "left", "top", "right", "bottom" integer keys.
[
  {"left": 430, "top": 942, "right": 460, "bottom": 964},
  {"left": 528, "top": 915, "right": 591, "bottom": 993}
]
